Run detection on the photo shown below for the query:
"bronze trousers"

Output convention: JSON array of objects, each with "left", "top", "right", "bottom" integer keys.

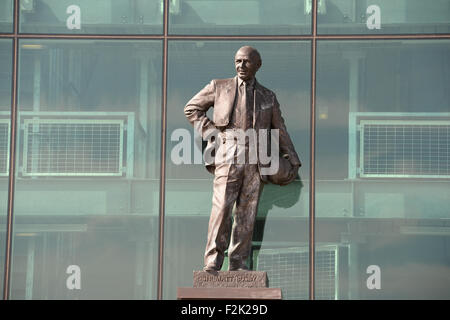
[{"left": 204, "top": 162, "right": 264, "bottom": 270}]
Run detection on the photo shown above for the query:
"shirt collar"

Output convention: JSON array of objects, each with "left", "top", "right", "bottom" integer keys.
[{"left": 238, "top": 77, "right": 255, "bottom": 88}]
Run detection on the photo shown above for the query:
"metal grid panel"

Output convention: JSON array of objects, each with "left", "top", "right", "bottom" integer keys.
[
  {"left": 257, "top": 246, "right": 338, "bottom": 300},
  {"left": 0, "top": 119, "right": 10, "bottom": 176},
  {"left": 360, "top": 120, "right": 450, "bottom": 178},
  {"left": 22, "top": 119, "right": 124, "bottom": 176}
]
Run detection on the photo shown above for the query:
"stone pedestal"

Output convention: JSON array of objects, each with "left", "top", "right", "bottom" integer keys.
[{"left": 177, "top": 271, "right": 282, "bottom": 300}]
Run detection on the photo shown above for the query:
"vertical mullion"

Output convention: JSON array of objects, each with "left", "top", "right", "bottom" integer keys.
[
  {"left": 2, "top": 0, "right": 19, "bottom": 301},
  {"left": 309, "top": 0, "right": 318, "bottom": 301},
  {"left": 157, "top": 0, "right": 169, "bottom": 300}
]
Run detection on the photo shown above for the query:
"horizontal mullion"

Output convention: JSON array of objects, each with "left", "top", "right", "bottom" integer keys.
[
  {"left": 0, "top": 34, "right": 164, "bottom": 40},
  {"left": 316, "top": 34, "right": 450, "bottom": 40},
  {"left": 1, "top": 34, "right": 450, "bottom": 40}
]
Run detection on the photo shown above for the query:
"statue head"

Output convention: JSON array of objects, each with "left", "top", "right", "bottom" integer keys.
[{"left": 234, "top": 46, "right": 262, "bottom": 81}]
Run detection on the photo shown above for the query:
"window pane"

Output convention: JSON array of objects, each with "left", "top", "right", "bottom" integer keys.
[
  {"left": 316, "top": 40, "right": 450, "bottom": 299},
  {"left": 0, "top": 0, "right": 13, "bottom": 33},
  {"left": 169, "top": 0, "right": 311, "bottom": 35},
  {"left": 318, "top": 0, "right": 450, "bottom": 34},
  {"left": 0, "top": 39, "right": 12, "bottom": 295},
  {"left": 19, "top": 0, "right": 163, "bottom": 34},
  {"left": 164, "top": 40, "right": 310, "bottom": 299},
  {"left": 10, "top": 39, "right": 162, "bottom": 299}
]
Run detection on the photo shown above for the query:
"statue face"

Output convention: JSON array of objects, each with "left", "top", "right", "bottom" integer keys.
[{"left": 234, "top": 48, "right": 261, "bottom": 81}]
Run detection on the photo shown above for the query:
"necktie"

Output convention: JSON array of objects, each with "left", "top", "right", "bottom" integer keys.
[
  {"left": 245, "top": 81, "right": 254, "bottom": 130},
  {"left": 240, "top": 81, "right": 247, "bottom": 129},
  {"left": 239, "top": 81, "right": 254, "bottom": 130}
]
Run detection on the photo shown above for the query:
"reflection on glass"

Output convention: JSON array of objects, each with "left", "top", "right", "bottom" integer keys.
[
  {"left": 0, "top": 39, "right": 12, "bottom": 296},
  {"left": 318, "top": 0, "right": 450, "bottom": 34},
  {"left": 316, "top": 40, "right": 450, "bottom": 299},
  {"left": 0, "top": 0, "right": 13, "bottom": 33},
  {"left": 19, "top": 0, "right": 163, "bottom": 34},
  {"left": 164, "top": 41, "right": 310, "bottom": 299},
  {"left": 169, "top": 0, "right": 311, "bottom": 35},
  {"left": 10, "top": 40, "right": 162, "bottom": 299}
]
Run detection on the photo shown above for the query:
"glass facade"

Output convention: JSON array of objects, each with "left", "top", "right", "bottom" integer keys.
[
  {"left": 0, "top": 0, "right": 449, "bottom": 300},
  {"left": 318, "top": 0, "right": 450, "bottom": 34},
  {"left": 164, "top": 40, "right": 310, "bottom": 299},
  {"left": 19, "top": 0, "right": 163, "bottom": 34},
  {"left": 0, "top": 0, "right": 13, "bottom": 33},
  {"left": 168, "top": 0, "right": 311, "bottom": 35},
  {"left": 0, "top": 38, "right": 12, "bottom": 295},
  {"left": 9, "top": 39, "right": 162, "bottom": 299},
  {"left": 316, "top": 40, "right": 450, "bottom": 299}
]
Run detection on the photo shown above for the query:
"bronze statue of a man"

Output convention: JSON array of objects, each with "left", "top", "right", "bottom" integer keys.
[{"left": 184, "top": 46, "right": 301, "bottom": 272}]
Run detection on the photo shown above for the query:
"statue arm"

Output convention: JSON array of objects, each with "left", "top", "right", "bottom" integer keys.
[
  {"left": 271, "top": 95, "right": 302, "bottom": 167},
  {"left": 184, "top": 80, "right": 217, "bottom": 139}
]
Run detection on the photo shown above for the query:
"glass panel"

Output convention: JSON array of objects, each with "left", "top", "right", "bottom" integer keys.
[
  {"left": 318, "top": 0, "right": 450, "bottom": 34},
  {"left": 169, "top": 0, "right": 311, "bottom": 35},
  {"left": 19, "top": 0, "right": 163, "bottom": 34},
  {"left": 10, "top": 39, "right": 162, "bottom": 299},
  {"left": 0, "top": 0, "right": 14, "bottom": 33},
  {"left": 0, "top": 39, "right": 12, "bottom": 296},
  {"left": 316, "top": 40, "right": 450, "bottom": 299},
  {"left": 164, "top": 40, "right": 310, "bottom": 299}
]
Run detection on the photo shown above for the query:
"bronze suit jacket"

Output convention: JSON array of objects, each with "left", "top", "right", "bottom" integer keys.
[{"left": 184, "top": 76, "right": 301, "bottom": 181}]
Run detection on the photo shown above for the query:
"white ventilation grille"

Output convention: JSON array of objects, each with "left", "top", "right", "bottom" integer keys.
[
  {"left": 0, "top": 119, "right": 10, "bottom": 176},
  {"left": 22, "top": 119, "right": 124, "bottom": 176},
  {"left": 257, "top": 245, "right": 338, "bottom": 300},
  {"left": 360, "top": 120, "right": 450, "bottom": 178}
]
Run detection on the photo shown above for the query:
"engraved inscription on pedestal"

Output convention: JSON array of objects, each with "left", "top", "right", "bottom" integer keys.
[{"left": 193, "top": 271, "right": 267, "bottom": 288}]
